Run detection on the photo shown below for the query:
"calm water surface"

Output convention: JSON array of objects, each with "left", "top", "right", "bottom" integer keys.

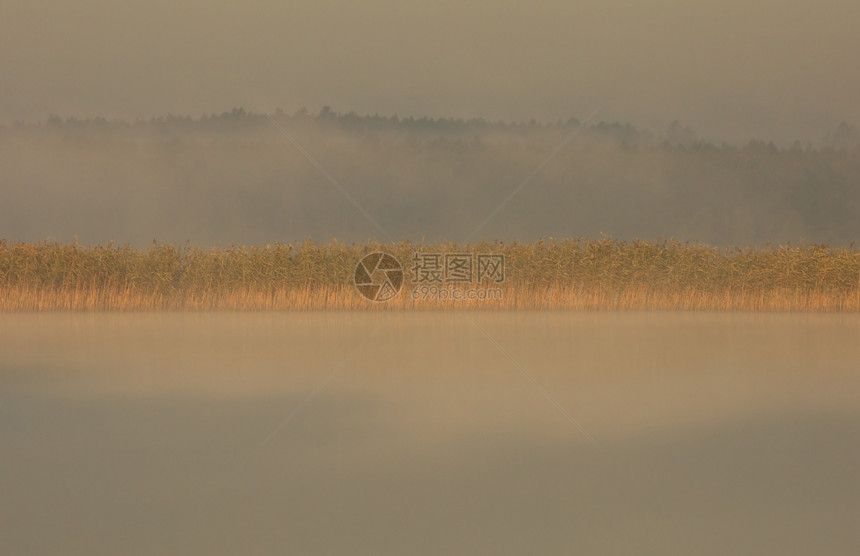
[{"left": 1, "top": 312, "right": 859, "bottom": 555}]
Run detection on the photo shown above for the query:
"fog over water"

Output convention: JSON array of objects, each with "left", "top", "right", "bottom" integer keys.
[
  {"left": 2, "top": 113, "right": 859, "bottom": 247},
  {"left": 2, "top": 313, "right": 859, "bottom": 554},
  {"left": 4, "top": 1, "right": 860, "bottom": 247}
]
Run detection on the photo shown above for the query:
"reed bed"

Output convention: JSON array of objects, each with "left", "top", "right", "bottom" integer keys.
[{"left": 1, "top": 239, "right": 858, "bottom": 311}]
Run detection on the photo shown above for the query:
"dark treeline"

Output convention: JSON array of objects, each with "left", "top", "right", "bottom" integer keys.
[
  {"left": 13, "top": 107, "right": 586, "bottom": 136},
  {"left": 1, "top": 108, "right": 859, "bottom": 247}
]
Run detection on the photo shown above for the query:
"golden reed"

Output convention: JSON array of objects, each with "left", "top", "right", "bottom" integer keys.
[{"left": 1, "top": 239, "right": 858, "bottom": 311}]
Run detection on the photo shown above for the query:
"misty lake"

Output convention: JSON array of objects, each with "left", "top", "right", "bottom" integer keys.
[{"left": 1, "top": 312, "right": 859, "bottom": 555}]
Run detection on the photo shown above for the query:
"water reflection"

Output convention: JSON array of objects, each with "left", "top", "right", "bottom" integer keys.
[{"left": 1, "top": 312, "right": 858, "bottom": 554}]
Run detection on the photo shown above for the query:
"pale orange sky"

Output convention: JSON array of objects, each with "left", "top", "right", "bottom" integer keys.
[{"left": 2, "top": 0, "right": 859, "bottom": 143}]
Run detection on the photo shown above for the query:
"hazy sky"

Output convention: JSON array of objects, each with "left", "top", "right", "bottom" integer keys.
[{"left": 3, "top": 0, "right": 859, "bottom": 143}]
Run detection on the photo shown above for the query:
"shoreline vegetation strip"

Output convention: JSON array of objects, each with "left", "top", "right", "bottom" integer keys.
[{"left": 1, "top": 239, "right": 858, "bottom": 311}]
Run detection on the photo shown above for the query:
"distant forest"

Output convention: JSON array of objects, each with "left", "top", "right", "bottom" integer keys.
[{"left": 2, "top": 108, "right": 859, "bottom": 247}]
